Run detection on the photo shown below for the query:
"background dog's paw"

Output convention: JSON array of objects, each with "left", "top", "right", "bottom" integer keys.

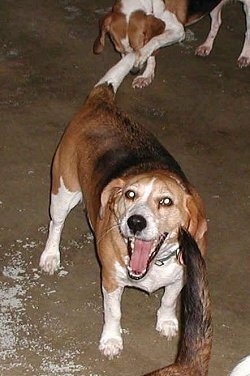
[
  {"left": 156, "top": 318, "right": 178, "bottom": 339},
  {"left": 238, "top": 56, "right": 250, "bottom": 68},
  {"left": 132, "top": 75, "right": 154, "bottom": 89},
  {"left": 39, "top": 252, "right": 60, "bottom": 275},
  {"left": 99, "top": 337, "right": 123, "bottom": 359},
  {"left": 195, "top": 45, "right": 212, "bottom": 57}
]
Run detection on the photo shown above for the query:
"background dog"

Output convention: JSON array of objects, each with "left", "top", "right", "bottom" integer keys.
[
  {"left": 143, "top": 228, "right": 212, "bottom": 376},
  {"left": 94, "top": 0, "right": 250, "bottom": 88},
  {"left": 93, "top": 0, "right": 166, "bottom": 88},
  {"left": 39, "top": 52, "right": 207, "bottom": 359}
]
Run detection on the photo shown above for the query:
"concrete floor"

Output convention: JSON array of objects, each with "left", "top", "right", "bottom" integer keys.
[{"left": 0, "top": 0, "right": 249, "bottom": 375}]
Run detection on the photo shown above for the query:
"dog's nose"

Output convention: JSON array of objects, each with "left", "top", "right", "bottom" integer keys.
[{"left": 127, "top": 215, "right": 147, "bottom": 234}]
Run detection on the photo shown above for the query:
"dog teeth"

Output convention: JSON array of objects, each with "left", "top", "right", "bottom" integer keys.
[
  {"left": 127, "top": 266, "right": 146, "bottom": 280},
  {"left": 127, "top": 237, "right": 135, "bottom": 254},
  {"left": 124, "top": 255, "right": 130, "bottom": 265},
  {"left": 130, "top": 238, "right": 135, "bottom": 250}
]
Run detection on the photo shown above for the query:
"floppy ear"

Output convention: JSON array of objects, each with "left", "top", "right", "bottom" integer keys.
[
  {"left": 99, "top": 178, "right": 125, "bottom": 219},
  {"left": 93, "top": 12, "right": 113, "bottom": 54},
  {"left": 128, "top": 14, "right": 165, "bottom": 51},
  {"left": 185, "top": 189, "right": 207, "bottom": 255},
  {"left": 145, "top": 15, "right": 165, "bottom": 41}
]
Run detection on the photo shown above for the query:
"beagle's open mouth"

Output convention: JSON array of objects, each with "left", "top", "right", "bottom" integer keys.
[{"left": 126, "top": 233, "right": 168, "bottom": 280}]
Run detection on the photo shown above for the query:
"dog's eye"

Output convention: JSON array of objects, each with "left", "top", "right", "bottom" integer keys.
[
  {"left": 125, "top": 190, "right": 136, "bottom": 200},
  {"left": 159, "top": 197, "right": 173, "bottom": 207}
]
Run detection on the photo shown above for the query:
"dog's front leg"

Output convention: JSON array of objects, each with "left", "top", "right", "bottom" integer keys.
[
  {"left": 39, "top": 178, "right": 82, "bottom": 274},
  {"left": 99, "top": 286, "right": 124, "bottom": 358},
  {"left": 132, "top": 56, "right": 156, "bottom": 89},
  {"left": 156, "top": 277, "right": 183, "bottom": 339}
]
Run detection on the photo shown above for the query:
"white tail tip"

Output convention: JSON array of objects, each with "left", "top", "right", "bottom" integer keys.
[
  {"left": 230, "top": 356, "right": 250, "bottom": 376},
  {"left": 96, "top": 53, "right": 136, "bottom": 93}
]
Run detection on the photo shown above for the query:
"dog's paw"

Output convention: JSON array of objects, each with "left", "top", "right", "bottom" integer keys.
[
  {"left": 238, "top": 56, "right": 250, "bottom": 68},
  {"left": 156, "top": 318, "right": 178, "bottom": 339},
  {"left": 39, "top": 251, "right": 60, "bottom": 275},
  {"left": 132, "top": 75, "right": 154, "bottom": 89},
  {"left": 195, "top": 45, "right": 212, "bottom": 57},
  {"left": 99, "top": 337, "right": 123, "bottom": 359}
]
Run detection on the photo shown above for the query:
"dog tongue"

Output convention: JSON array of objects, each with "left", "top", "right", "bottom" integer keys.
[{"left": 130, "top": 239, "right": 154, "bottom": 275}]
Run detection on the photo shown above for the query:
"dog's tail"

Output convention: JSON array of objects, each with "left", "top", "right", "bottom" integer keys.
[
  {"left": 230, "top": 356, "right": 250, "bottom": 376},
  {"left": 144, "top": 228, "right": 212, "bottom": 376},
  {"left": 95, "top": 53, "right": 136, "bottom": 93},
  {"left": 175, "top": 228, "right": 212, "bottom": 375}
]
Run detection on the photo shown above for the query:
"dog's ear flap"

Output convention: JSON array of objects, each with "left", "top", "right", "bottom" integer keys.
[
  {"left": 93, "top": 12, "right": 113, "bottom": 54},
  {"left": 185, "top": 189, "right": 207, "bottom": 255},
  {"left": 145, "top": 15, "right": 165, "bottom": 41},
  {"left": 99, "top": 178, "right": 125, "bottom": 219}
]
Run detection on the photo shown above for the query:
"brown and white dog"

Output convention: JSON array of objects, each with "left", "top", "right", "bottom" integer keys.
[
  {"left": 39, "top": 53, "right": 207, "bottom": 358},
  {"left": 94, "top": 0, "right": 250, "bottom": 88},
  {"left": 143, "top": 228, "right": 212, "bottom": 376}
]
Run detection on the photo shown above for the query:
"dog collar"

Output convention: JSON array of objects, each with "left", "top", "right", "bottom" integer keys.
[{"left": 155, "top": 248, "right": 179, "bottom": 266}]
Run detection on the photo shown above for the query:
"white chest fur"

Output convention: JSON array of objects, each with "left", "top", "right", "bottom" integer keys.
[
  {"left": 115, "top": 249, "right": 184, "bottom": 294},
  {"left": 101, "top": 242, "right": 184, "bottom": 358}
]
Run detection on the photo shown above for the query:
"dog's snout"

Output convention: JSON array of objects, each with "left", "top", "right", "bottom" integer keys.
[{"left": 127, "top": 214, "right": 147, "bottom": 234}]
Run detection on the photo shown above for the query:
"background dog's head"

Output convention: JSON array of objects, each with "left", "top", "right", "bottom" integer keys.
[
  {"left": 99, "top": 171, "right": 207, "bottom": 280},
  {"left": 93, "top": 10, "right": 165, "bottom": 55}
]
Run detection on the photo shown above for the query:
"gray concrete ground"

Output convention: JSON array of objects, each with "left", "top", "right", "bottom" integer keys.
[{"left": 0, "top": 1, "right": 250, "bottom": 375}]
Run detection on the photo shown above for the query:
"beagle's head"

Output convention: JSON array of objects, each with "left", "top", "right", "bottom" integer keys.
[
  {"left": 100, "top": 171, "right": 207, "bottom": 280},
  {"left": 93, "top": 10, "right": 165, "bottom": 55}
]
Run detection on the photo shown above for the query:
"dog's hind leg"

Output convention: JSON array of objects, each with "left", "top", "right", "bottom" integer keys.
[
  {"left": 156, "top": 277, "right": 183, "bottom": 339},
  {"left": 195, "top": 0, "right": 227, "bottom": 57},
  {"left": 39, "top": 176, "right": 82, "bottom": 274},
  {"left": 238, "top": 0, "right": 250, "bottom": 67}
]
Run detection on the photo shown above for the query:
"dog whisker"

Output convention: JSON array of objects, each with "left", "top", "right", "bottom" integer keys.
[{"left": 96, "top": 223, "right": 120, "bottom": 244}]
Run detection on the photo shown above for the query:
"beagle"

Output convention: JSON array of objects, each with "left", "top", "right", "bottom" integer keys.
[
  {"left": 143, "top": 228, "right": 212, "bottom": 376},
  {"left": 39, "top": 53, "right": 207, "bottom": 358},
  {"left": 94, "top": 0, "right": 250, "bottom": 88}
]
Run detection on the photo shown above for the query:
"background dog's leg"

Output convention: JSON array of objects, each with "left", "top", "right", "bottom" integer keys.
[
  {"left": 238, "top": 0, "right": 250, "bottom": 67},
  {"left": 156, "top": 277, "right": 183, "bottom": 339},
  {"left": 39, "top": 177, "right": 82, "bottom": 274},
  {"left": 195, "top": 1, "right": 225, "bottom": 57},
  {"left": 132, "top": 56, "right": 156, "bottom": 89},
  {"left": 99, "top": 287, "right": 124, "bottom": 358}
]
